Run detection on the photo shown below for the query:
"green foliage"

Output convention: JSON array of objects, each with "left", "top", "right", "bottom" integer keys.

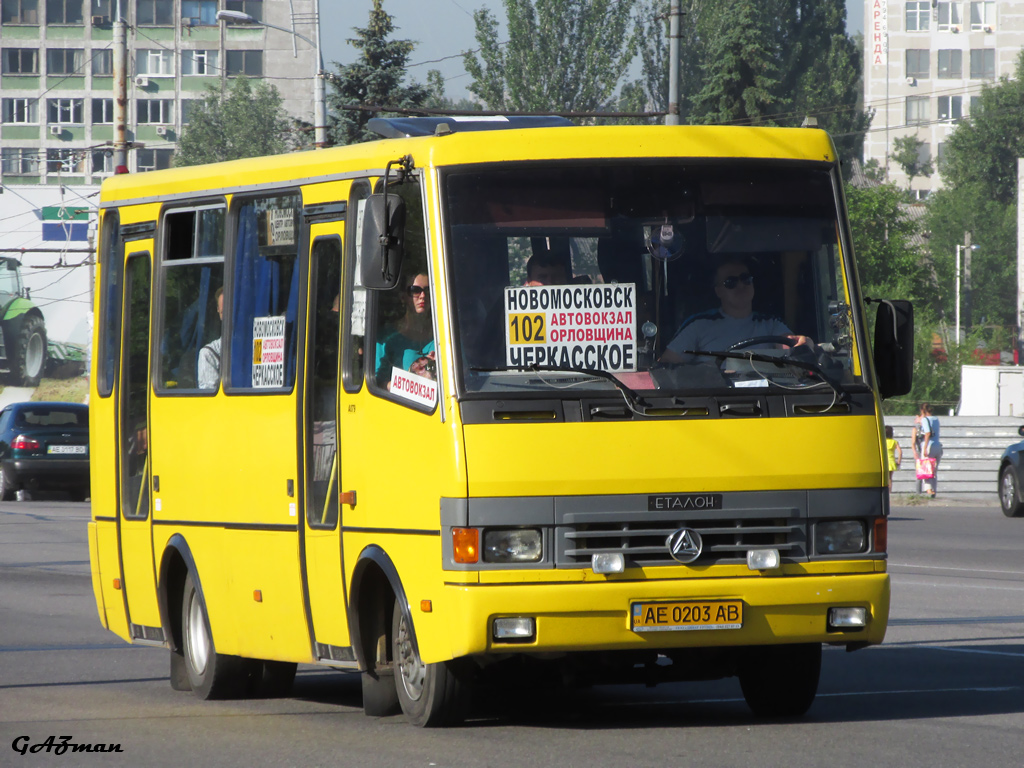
[
  {"left": 891, "top": 135, "right": 933, "bottom": 190},
  {"left": 173, "top": 78, "right": 291, "bottom": 167},
  {"left": 326, "top": 0, "right": 429, "bottom": 145},
  {"left": 464, "top": 0, "right": 637, "bottom": 113}
]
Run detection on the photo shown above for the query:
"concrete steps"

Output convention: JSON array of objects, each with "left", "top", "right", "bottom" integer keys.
[{"left": 885, "top": 415, "right": 1023, "bottom": 499}]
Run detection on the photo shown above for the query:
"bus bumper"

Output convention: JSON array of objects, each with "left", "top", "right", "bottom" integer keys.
[{"left": 434, "top": 572, "right": 889, "bottom": 661}]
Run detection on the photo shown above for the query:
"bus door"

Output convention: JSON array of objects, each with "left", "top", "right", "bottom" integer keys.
[
  {"left": 117, "top": 247, "right": 162, "bottom": 639},
  {"left": 300, "top": 221, "right": 353, "bottom": 661}
]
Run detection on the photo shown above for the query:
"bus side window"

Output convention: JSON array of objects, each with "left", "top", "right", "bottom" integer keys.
[
  {"left": 157, "top": 206, "right": 225, "bottom": 391},
  {"left": 97, "top": 210, "right": 122, "bottom": 397},
  {"left": 228, "top": 192, "right": 301, "bottom": 391},
  {"left": 343, "top": 181, "right": 370, "bottom": 392}
]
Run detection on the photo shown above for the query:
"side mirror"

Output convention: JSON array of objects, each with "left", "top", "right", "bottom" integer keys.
[
  {"left": 872, "top": 299, "right": 914, "bottom": 399},
  {"left": 360, "top": 193, "right": 405, "bottom": 290}
]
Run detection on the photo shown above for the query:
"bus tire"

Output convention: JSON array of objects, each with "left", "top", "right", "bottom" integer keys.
[
  {"left": 391, "top": 597, "right": 470, "bottom": 727},
  {"left": 181, "top": 572, "right": 249, "bottom": 699},
  {"left": 738, "top": 643, "right": 821, "bottom": 718}
]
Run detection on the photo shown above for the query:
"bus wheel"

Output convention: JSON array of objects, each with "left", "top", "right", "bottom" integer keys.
[
  {"left": 391, "top": 598, "right": 470, "bottom": 727},
  {"left": 738, "top": 643, "right": 821, "bottom": 718},
  {"left": 181, "top": 572, "right": 249, "bottom": 699}
]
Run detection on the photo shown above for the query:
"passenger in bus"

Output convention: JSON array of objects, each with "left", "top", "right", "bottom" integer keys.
[
  {"left": 375, "top": 272, "right": 435, "bottom": 386},
  {"left": 660, "top": 259, "right": 812, "bottom": 363},
  {"left": 525, "top": 253, "right": 569, "bottom": 286},
  {"left": 197, "top": 287, "right": 223, "bottom": 389}
]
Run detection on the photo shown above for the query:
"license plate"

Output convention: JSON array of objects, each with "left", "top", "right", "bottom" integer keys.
[
  {"left": 631, "top": 600, "right": 743, "bottom": 632},
  {"left": 47, "top": 445, "right": 86, "bottom": 455}
]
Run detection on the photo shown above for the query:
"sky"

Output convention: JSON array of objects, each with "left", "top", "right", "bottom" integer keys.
[{"left": 320, "top": 1, "right": 866, "bottom": 100}]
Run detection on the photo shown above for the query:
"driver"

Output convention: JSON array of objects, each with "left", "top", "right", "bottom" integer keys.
[{"left": 660, "top": 258, "right": 812, "bottom": 363}]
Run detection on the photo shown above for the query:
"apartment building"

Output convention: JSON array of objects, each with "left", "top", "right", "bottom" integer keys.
[
  {"left": 0, "top": 0, "right": 319, "bottom": 185},
  {"left": 864, "top": 0, "right": 1024, "bottom": 197}
]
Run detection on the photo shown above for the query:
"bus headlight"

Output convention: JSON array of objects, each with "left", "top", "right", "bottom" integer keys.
[
  {"left": 815, "top": 520, "right": 867, "bottom": 555},
  {"left": 483, "top": 529, "right": 542, "bottom": 563}
]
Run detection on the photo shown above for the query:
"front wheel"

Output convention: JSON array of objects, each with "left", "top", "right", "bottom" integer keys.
[
  {"left": 738, "top": 643, "right": 821, "bottom": 718},
  {"left": 1000, "top": 465, "right": 1024, "bottom": 518},
  {"left": 392, "top": 598, "right": 470, "bottom": 727},
  {"left": 0, "top": 466, "right": 15, "bottom": 501},
  {"left": 181, "top": 572, "right": 250, "bottom": 699}
]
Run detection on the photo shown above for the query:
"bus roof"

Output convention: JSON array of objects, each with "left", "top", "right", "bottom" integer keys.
[{"left": 98, "top": 123, "right": 837, "bottom": 207}]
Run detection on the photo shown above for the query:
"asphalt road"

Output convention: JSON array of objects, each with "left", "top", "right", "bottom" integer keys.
[{"left": 1, "top": 499, "right": 1022, "bottom": 767}]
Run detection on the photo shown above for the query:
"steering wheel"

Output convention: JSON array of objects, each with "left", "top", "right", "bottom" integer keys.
[{"left": 727, "top": 335, "right": 795, "bottom": 351}]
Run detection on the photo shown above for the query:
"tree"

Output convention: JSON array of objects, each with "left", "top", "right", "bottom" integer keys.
[
  {"left": 173, "top": 77, "right": 291, "bottom": 167},
  {"left": 891, "top": 135, "right": 933, "bottom": 191},
  {"left": 463, "top": 0, "right": 637, "bottom": 114},
  {"left": 924, "top": 50, "right": 1024, "bottom": 330},
  {"left": 327, "top": 0, "right": 430, "bottom": 145}
]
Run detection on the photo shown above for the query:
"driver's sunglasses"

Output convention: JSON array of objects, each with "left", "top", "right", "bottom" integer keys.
[
  {"left": 407, "top": 285, "right": 429, "bottom": 296},
  {"left": 719, "top": 273, "right": 754, "bottom": 289}
]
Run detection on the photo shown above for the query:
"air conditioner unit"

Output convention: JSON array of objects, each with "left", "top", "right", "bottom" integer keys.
[
  {"left": 49, "top": 125, "right": 62, "bottom": 136},
  {"left": 952, "top": 24, "right": 961, "bottom": 32},
  {"left": 984, "top": 25, "right": 993, "bottom": 33},
  {"left": 906, "top": 76, "right": 917, "bottom": 86},
  {"left": 91, "top": 15, "right": 108, "bottom": 25},
  {"left": 155, "top": 126, "right": 167, "bottom": 136},
  {"left": 134, "top": 76, "right": 149, "bottom": 87}
]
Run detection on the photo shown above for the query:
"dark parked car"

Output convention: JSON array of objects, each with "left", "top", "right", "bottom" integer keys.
[
  {"left": 0, "top": 401, "right": 89, "bottom": 501},
  {"left": 998, "top": 425, "right": 1024, "bottom": 518}
]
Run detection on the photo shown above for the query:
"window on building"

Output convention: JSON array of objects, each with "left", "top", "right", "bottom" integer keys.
[
  {"left": 970, "top": 48, "right": 995, "bottom": 79},
  {"left": 92, "top": 97, "right": 113, "bottom": 123},
  {"left": 91, "top": 49, "right": 113, "bottom": 76},
  {"left": 937, "top": 1, "right": 963, "bottom": 30},
  {"left": 136, "top": 0, "right": 171, "bottom": 25},
  {"left": 3, "top": 48, "right": 39, "bottom": 74},
  {"left": 916, "top": 142, "right": 931, "bottom": 167},
  {"left": 224, "top": 0, "right": 261, "bottom": 22},
  {"left": 181, "top": 0, "right": 216, "bottom": 25},
  {"left": 46, "top": 148, "right": 86, "bottom": 174},
  {"left": 180, "top": 99, "right": 197, "bottom": 124},
  {"left": 937, "top": 49, "right": 962, "bottom": 78},
  {"left": 906, "top": 50, "right": 929, "bottom": 79},
  {"left": 970, "top": 95, "right": 981, "bottom": 113},
  {"left": 92, "top": 149, "right": 114, "bottom": 176},
  {"left": 47, "top": 97, "right": 83, "bottom": 124},
  {"left": 46, "top": 48, "right": 84, "bottom": 75},
  {"left": 905, "top": 1, "right": 930, "bottom": 31},
  {"left": 225, "top": 49, "right": 262, "bottom": 77},
  {"left": 137, "top": 99, "right": 173, "bottom": 124},
  {"left": 137, "top": 49, "right": 175, "bottom": 76},
  {"left": 937, "top": 95, "right": 963, "bottom": 121},
  {"left": 906, "top": 95, "right": 929, "bottom": 125},
  {"left": 970, "top": 1, "right": 995, "bottom": 30},
  {"left": 2, "top": 0, "right": 38, "bottom": 24},
  {"left": 46, "top": 0, "right": 82, "bottom": 23},
  {"left": 1, "top": 148, "right": 40, "bottom": 175},
  {"left": 182, "top": 49, "right": 219, "bottom": 75},
  {"left": 137, "top": 148, "right": 173, "bottom": 171},
  {"left": 2, "top": 97, "right": 39, "bottom": 123},
  {"left": 91, "top": 0, "right": 111, "bottom": 17}
]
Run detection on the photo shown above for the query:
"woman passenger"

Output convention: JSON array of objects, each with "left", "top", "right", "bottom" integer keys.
[{"left": 375, "top": 272, "right": 435, "bottom": 387}]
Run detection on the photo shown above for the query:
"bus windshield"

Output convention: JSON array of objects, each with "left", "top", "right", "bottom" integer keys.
[{"left": 443, "top": 161, "right": 865, "bottom": 400}]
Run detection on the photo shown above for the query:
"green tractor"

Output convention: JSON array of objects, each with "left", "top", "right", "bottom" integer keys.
[{"left": 0, "top": 258, "right": 47, "bottom": 387}]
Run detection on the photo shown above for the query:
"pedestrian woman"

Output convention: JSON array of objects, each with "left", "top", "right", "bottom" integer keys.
[{"left": 917, "top": 403, "right": 943, "bottom": 497}]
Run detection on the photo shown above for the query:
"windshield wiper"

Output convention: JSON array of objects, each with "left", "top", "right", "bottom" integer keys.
[
  {"left": 677, "top": 349, "right": 847, "bottom": 402},
  {"left": 469, "top": 364, "right": 654, "bottom": 416}
]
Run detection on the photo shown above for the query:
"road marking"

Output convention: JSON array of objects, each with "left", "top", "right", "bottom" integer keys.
[
  {"left": 916, "top": 645, "right": 1024, "bottom": 659},
  {"left": 891, "top": 577, "right": 1024, "bottom": 592},
  {"left": 891, "top": 563, "right": 1024, "bottom": 577},
  {"left": 623, "top": 685, "right": 1020, "bottom": 706},
  {"left": 890, "top": 615, "right": 1024, "bottom": 626}
]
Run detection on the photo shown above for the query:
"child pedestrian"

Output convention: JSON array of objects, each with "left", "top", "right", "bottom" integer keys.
[{"left": 885, "top": 425, "right": 902, "bottom": 491}]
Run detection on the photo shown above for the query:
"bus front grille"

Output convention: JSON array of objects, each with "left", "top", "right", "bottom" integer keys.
[{"left": 558, "top": 516, "right": 806, "bottom": 567}]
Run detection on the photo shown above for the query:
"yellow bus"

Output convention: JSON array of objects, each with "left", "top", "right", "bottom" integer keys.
[{"left": 88, "top": 117, "right": 913, "bottom": 726}]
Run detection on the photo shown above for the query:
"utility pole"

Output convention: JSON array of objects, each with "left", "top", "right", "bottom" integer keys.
[
  {"left": 665, "top": 0, "right": 680, "bottom": 126},
  {"left": 314, "top": 0, "right": 326, "bottom": 147},
  {"left": 112, "top": 0, "right": 128, "bottom": 173},
  {"left": 964, "top": 231, "right": 973, "bottom": 334}
]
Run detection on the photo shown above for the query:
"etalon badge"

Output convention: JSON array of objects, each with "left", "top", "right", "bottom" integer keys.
[{"left": 666, "top": 528, "right": 703, "bottom": 563}]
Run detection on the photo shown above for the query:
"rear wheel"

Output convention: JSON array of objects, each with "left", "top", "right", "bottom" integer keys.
[
  {"left": 392, "top": 598, "right": 470, "bottom": 727},
  {"left": 1000, "top": 465, "right": 1024, "bottom": 518},
  {"left": 181, "top": 572, "right": 250, "bottom": 699},
  {"left": 738, "top": 643, "right": 821, "bottom": 718},
  {"left": 0, "top": 467, "right": 15, "bottom": 501},
  {"left": 9, "top": 315, "right": 46, "bottom": 387}
]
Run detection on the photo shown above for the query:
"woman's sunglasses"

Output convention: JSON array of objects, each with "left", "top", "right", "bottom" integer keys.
[
  {"left": 407, "top": 285, "right": 429, "bottom": 296},
  {"left": 719, "top": 273, "right": 754, "bottom": 289}
]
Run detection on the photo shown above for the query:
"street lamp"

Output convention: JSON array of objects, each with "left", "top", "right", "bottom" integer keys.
[
  {"left": 215, "top": 8, "right": 327, "bottom": 148},
  {"left": 955, "top": 243, "right": 980, "bottom": 344}
]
